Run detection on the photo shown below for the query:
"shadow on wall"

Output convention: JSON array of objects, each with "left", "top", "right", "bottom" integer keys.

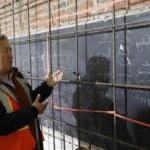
[
  {"left": 73, "top": 56, "right": 132, "bottom": 150},
  {"left": 133, "top": 109, "right": 150, "bottom": 149}
]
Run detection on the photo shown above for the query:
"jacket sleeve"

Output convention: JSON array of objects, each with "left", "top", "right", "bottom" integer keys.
[
  {"left": 30, "top": 82, "right": 53, "bottom": 102},
  {"left": 0, "top": 101, "right": 38, "bottom": 135},
  {"left": 15, "top": 69, "right": 53, "bottom": 102}
]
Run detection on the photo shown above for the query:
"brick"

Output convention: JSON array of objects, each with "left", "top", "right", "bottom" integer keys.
[
  {"left": 129, "top": 0, "right": 145, "bottom": 5},
  {"left": 0, "top": 0, "right": 150, "bottom": 36}
]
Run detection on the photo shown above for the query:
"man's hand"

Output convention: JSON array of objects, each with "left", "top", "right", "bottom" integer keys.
[
  {"left": 32, "top": 94, "right": 48, "bottom": 114},
  {"left": 46, "top": 69, "right": 63, "bottom": 87}
]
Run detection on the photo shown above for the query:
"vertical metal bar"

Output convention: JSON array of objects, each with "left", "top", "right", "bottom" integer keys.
[
  {"left": 35, "top": 0, "right": 40, "bottom": 96},
  {"left": 57, "top": 0, "right": 64, "bottom": 149},
  {"left": 124, "top": 16, "right": 128, "bottom": 116},
  {"left": 19, "top": 0, "right": 22, "bottom": 73},
  {"left": 89, "top": 143, "right": 92, "bottom": 150},
  {"left": 85, "top": 0, "right": 88, "bottom": 80},
  {"left": 63, "top": 123, "right": 66, "bottom": 150},
  {"left": 75, "top": 0, "right": 79, "bottom": 81},
  {"left": 72, "top": 136, "right": 74, "bottom": 150},
  {"left": 75, "top": 0, "right": 81, "bottom": 148},
  {"left": 57, "top": 0, "right": 60, "bottom": 69},
  {"left": 60, "top": 8, "right": 64, "bottom": 150},
  {"left": 85, "top": 2, "right": 92, "bottom": 148},
  {"left": 48, "top": 0, "right": 56, "bottom": 150},
  {"left": 56, "top": 1, "right": 61, "bottom": 149},
  {"left": 27, "top": 0, "right": 32, "bottom": 84},
  {"left": 12, "top": 0, "right": 16, "bottom": 66},
  {"left": 125, "top": 0, "right": 130, "bottom": 120},
  {"left": 48, "top": 0, "right": 53, "bottom": 74},
  {"left": 112, "top": 0, "right": 117, "bottom": 149},
  {"left": 34, "top": 2, "right": 38, "bottom": 138},
  {"left": 48, "top": 124, "right": 50, "bottom": 150},
  {"left": 35, "top": 0, "right": 38, "bottom": 79},
  {"left": 85, "top": 23, "right": 88, "bottom": 81},
  {"left": 27, "top": 1, "right": 40, "bottom": 150},
  {"left": 5, "top": 2, "right": 7, "bottom": 35},
  {"left": 126, "top": 0, "right": 129, "bottom": 12}
]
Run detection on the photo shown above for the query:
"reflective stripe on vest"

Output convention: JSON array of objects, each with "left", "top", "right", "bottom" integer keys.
[
  {"left": 18, "top": 125, "right": 29, "bottom": 132},
  {"left": 0, "top": 84, "right": 17, "bottom": 103},
  {"left": 0, "top": 89, "right": 13, "bottom": 113}
]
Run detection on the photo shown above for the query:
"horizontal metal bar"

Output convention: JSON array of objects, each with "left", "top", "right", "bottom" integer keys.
[
  {"left": 115, "top": 83, "right": 150, "bottom": 91},
  {"left": 10, "top": 19, "right": 150, "bottom": 45},
  {"left": 26, "top": 76, "right": 150, "bottom": 91},
  {"left": 40, "top": 115, "right": 146, "bottom": 150},
  {"left": 54, "top": 80, "right": 150, "bottom": 91}
]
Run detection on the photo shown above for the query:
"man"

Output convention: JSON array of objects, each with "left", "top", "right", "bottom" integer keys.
[{"left": 0, "top": 35, "right": 63, "bottom": 150}]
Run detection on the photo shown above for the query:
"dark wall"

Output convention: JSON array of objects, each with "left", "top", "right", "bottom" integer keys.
[{"left": 13, "top": 11, "right": 150, "bottom": 150}]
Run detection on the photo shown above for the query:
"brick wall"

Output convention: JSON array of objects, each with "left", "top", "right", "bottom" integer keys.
[{"left": 0, "top": 0, "right": 150, "bottom": 36}]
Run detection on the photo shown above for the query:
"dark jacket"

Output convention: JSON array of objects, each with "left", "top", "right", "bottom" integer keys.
[{"left": 0, "top": 67, "right": 53, "bottom": 150}]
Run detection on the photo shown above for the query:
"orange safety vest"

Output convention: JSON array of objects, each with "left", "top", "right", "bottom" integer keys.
[{"left": 0, "top": 78, "right": 36, "bottom": 150}]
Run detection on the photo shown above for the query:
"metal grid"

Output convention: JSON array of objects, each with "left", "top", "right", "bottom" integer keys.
[{"left": 0, "top": 0, "right": 150, "bottom": 150}]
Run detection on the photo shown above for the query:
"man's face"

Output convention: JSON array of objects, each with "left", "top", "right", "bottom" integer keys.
[{"left": 0, "top": 39, "right": 13, "bottom": 74}]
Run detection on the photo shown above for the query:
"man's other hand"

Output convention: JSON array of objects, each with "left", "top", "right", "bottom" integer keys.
[
  {"left": 46, "top": 69, "right": 63, "bottom": 87},
  {"left": 32, "top": 94, "right": 48, "bottom": 114}
]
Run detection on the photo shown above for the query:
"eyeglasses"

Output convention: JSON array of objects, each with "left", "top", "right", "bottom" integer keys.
[{"left": 0, "top": 46, "right": 12, "bottom": 53}]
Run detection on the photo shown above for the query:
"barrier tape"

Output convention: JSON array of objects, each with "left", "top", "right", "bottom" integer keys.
[{"left": 50, "top": 104, "right": 150, "bottom": 128}]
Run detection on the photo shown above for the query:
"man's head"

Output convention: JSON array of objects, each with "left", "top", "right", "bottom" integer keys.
[{"left": 0, "top": 35, "right": 13, "bottom": 75}]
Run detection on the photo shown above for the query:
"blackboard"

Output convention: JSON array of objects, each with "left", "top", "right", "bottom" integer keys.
[{"left": 14, "top": 11, "right": 150, "bottom": 149}]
